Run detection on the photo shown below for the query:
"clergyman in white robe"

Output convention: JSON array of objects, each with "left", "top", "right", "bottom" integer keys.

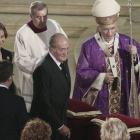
[{"left": 14, "top": 19, "right": 67, "bottom": 112}]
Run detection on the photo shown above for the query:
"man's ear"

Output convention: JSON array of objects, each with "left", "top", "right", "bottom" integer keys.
[
  {"left": 8, "top": 75, "right": 13, "bottom": 82},
  {"left": 97, "top": 26, "right": 101, "bottom": 32},
  {"left": 49, "top": 47, "right": 53, "bottom": 53},
  {"left": 30, "top": 14, "right": 32, "bottom": 19}
]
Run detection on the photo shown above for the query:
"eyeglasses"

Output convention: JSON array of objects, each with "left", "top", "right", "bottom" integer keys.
[{"left": 36, "top": 15, "right": 47, "bottom": 21}]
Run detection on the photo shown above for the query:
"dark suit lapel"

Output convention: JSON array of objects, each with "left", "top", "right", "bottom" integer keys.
[
  {"left": 1, "top": 48, "right": 7, "bottom": 60},
  {"left": 47, "top": 54, "right": 70, "bottom": 94},
  {"left": 1, "top": 48, "right": 12, "bottom": 61},
  {"left": 63, "top": 61, "right": 71, "bottom": 87}
]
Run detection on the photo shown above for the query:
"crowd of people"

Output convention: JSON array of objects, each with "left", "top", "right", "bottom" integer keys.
[{"left": 0, "top": 0, "right": 140, "bottom": 140}]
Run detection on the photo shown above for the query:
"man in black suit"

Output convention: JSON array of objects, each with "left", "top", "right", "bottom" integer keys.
[
  {"left": 30, "top": 33, "right": 71, "bottom": 140},
  {"left": 0, "top": 60, "right": 28, "bottom": 140}
]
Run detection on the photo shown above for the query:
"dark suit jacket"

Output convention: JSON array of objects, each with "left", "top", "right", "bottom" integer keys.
[
  {"left": 30, "top": 54, "right": 71, "bottom": 139},
  {"left": 0, "top": 87, "right": 28, "bottom": 140},
  {"left": 1, "top": 48, "right": 17, "bottom": 93},
  {"left": 1, "top": 47, "right": 12, "bottom": 62}
]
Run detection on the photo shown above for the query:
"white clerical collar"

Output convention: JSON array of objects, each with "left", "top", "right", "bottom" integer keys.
[
  {"left": 102, "top": 35, "right": 115, "bottom": 45},
  {"left": 49, "top": 52, "right": 61, "bottom": 69},
  {"left": 0, "top": 84, "right": 8, "bottom": 89},
  {"left": 94, "top": 32, "right": 119, "bottom": 57}
]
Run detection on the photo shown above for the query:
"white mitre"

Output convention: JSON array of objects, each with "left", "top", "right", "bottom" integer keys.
[{"left": 91, "top": 0, "right": 121, "bottom": 25}]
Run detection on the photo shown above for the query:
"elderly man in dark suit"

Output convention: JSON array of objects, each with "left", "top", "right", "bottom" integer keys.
[
  {"left": 30, "top": 33, "right": 71, "bottom": 140},
  {"left": 0, "top": 60, "right": 28, "bottom": 140}
]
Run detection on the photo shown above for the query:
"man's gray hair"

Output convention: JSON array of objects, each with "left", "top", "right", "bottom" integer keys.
[
  {"left": 49, "top": 33, "right": 67, "bottom": 48},
  {"left": 29, "top": 1, "right": 48, "bottom": 15}
]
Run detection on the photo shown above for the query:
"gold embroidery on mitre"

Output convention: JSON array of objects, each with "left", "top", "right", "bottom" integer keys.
[{"left": 95, "top": 13, "right": 119, "bottom": 25}]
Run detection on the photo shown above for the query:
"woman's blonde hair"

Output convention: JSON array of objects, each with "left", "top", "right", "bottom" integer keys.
[
  {"left": 100, "top": 118, "right": 130, "bottom": 140},
  {"left": 21, "top": 118, "right": 52, "bottom": 140}
]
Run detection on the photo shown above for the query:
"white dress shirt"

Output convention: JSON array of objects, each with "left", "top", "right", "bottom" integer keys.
[{"left": 0, "top": 84, "right": 8, "bottom": 89}]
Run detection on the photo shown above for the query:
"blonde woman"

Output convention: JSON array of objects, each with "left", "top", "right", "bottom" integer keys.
[
  {"left": 100, "top": 118, "right": 130, "bottom": 140},
  {"left": 21, "top": 118, "right": 52, "bottom": 140}
]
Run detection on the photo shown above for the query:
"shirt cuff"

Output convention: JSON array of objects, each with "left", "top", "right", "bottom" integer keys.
[{"left": 58, "top": 125, "right": 64, "bottom": 130}]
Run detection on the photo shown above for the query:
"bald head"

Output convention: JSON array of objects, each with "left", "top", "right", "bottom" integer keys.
[{"left": 49, "top": 33, "right": 67, "bottom": 49}]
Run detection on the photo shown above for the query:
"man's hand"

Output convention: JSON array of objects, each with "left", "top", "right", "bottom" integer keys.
[
  {"left": 58, "top": 125, "right": 71, "bottom": 139},
  {"left": 129, "top": 45, "right": 137, "bottom": 55},
  {"left": 104, "top": 72, "right": 114, "bottom": 84}
]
